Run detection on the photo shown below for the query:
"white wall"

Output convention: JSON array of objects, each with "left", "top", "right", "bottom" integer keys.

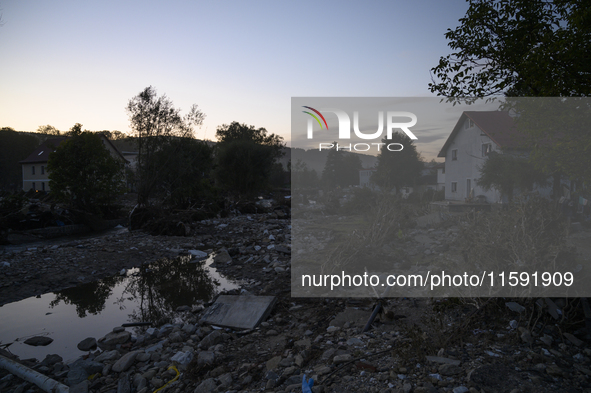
[{"left": 444, "top": 118, "right": 501, "bottom": 202}]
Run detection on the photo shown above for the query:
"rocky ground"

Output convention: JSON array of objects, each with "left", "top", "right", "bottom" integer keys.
[{"left": 1, "top": 208, "right": 591, "bottom": 393}]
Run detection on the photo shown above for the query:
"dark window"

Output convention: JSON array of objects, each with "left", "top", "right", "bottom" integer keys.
[
  {"left": 32, "top": 166, "right": 35, "bottom": 175},
  {"left": 451, "top": 149, "right": 458, "bottom": 161},
  {"left": 42, "top": 182, "right": 45, "bottom": 191},
  {"left": 41, "top": 166, "right": 45, "bottom": 174},
  {"left": 451, "top": 182, "right": 457, "bottom": 192},
  {"left": 32, "top": 182, "right": 36, "bottom": 190}
]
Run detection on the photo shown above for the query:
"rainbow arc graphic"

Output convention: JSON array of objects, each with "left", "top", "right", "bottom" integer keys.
[{"left": 302, "top": 106, "right": 329, "bottom": 130}]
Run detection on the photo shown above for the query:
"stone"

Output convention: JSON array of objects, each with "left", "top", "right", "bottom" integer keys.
[
  {"left": 168, "top": 331, "right": 183, "bottom": 343},
  {"left": 199, "top": 330, "right": 225, "bottom": 349},
  {"left": 112, "top": 351, "right": 140, "bottom": 373},
  {"left": 333, "top": 354, "right": 352, "bottom": 364},
  {"left": 546, "top": 364, "right": 563, "bottom": 377},
  {"left": 426, "top": 356, "right": 461, "bottom": 366},
  {"left": 24, "top": 336, "right": 53, "bottom": 346},
  {"left": 189, "top": 249, "right": 208, "bottom": 259},
  {"left": 136, "top": 352, "right": 150, "bottom": 362},
  {"left": 346, "top": 337, "right": 364, "bottom": 346},
  {"left": 95, "top": 350, "right": 121, "bottom": 362},
  {"left": 266, "top": 356, "right": 282, "bottom": 370},
  {"left": 117, "top": 373, "right": 131, "bottom": 393},
  {"left": 453, "top": 387, "right": 469, "bottom": 393},
  {"left": 67, "top": 367, "right": 89, "bottom": 387},
  {"left": 505, "top": 302, "right": 526, "bottom": 313},
  {"left": 70, "top": 381, "right": 89, "bottom": 393},
  {"left": 98, "top": 330, "right": 131, "bottom": 350},
  {"left": 194, "top": 378, "right": 217, "bottom": 393},
  {"left": 520, "top": 330, "right": 534, "bottom": 345},
  {"left": 439, "top": 364, "right": 462, "bottom": 376},
  {"left": 40, "top": 354, "right": 63, "bottom": 366},
  {"left": 564, "top": 333, "right": 584, "bottom": 347},
  {"left": 219, "top": 372, "right": 232, "bottom": 387},
  {"left": 197, "top": 351, "right": 215, "bottom": 367},
  {"left": 77, "top": 337, "right": 97, "bottom": 351},
  {"left": 113, "top": 326, "right": 125, "bottom": 333},
  {"left": 214, "top": 250, "right": 233, "bottom": 264}
]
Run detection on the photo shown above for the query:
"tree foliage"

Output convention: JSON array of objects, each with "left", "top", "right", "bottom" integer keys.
[
  {"left": 126, "top": 86, "right": 206, "bottom": 205},
  {"left": 214, "top": 122, "right": 285, "bottom": 195},
  {"left": 48, "top": 131, "right": 125, "bottom": 212},
  {"left": 477, "top": 151, "right": 548, "bottom": 201},
  {"left": 292, "top": 159, "right": 320, "bottom": 188},
  {"left": 321, "top": 146, "right": 362, "bottom": 189},
  {"left": 372, "top": 133, "right": 423, "bottom": 192},
  {"left": 37, "top": 125, "right": 60, "bottom": 135},
  {"left": 0, "top": 128, "right": 40, "bottom": 192},
  {"left": 152, "top": 137, "right": 213, "bottom": 207},
  {"left": 429, "top": 0, "right": 591, "bottom": 97}
]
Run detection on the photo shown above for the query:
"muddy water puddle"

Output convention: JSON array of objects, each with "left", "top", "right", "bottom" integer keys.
[{"left": 0, "top": 254, "right": 239, "bottom": 363}]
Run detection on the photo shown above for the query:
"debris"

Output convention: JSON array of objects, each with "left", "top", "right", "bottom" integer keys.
[{"left": 200, "top": 295, "right": 277, "bottom": 330}]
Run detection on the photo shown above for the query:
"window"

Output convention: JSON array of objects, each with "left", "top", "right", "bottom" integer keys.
[
  {"left": 482, "top": 143, "right": 492, "bottom": 157},
  {"left": 32, "top": 182, "right": 36, "bottom": 191},
  {"left": 31, "top": 166, "right": 35, "bottom": 175},
  {"left": 465, "top": 118, "right": 475, "bottom": 129},
  {"left": 451, "top": 149, "right": 458, "bottom": 161},
  {"left": 42, "top": 182, "right": 45, "bottom": 191},
  {"left": 451, "top": 182, "right": 457, "bottom": 192},
  {"left": 41, "top": 166, "right": 45, "bottom": 174},
  {"left": 442, "top": 166, "right": 445, "bottom": 174}
]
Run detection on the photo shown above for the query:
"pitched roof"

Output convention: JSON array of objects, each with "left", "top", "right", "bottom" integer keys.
[
  {"left": 19, "top": 137, "right": 67, "bottom": 164},
  {"left": 437, "top": 111, "right": 526, "bottom": 158}
]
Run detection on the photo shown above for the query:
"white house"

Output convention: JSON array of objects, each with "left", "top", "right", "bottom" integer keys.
[
  {"left": 20, "top": 135, "right": 128, "bottom": 192},
  {"left": 359, "top": 167, "right": 377, "bottom": 188},
  {"left": 435, "top": 162, "right": 445, "bottom": 191},
  {"left": 437, "top": 111, "right": 526, "bottom": 203}
]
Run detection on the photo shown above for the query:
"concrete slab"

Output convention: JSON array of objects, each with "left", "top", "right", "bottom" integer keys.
[{"left": 200, "top": 295, "right": 277, "bottom": 330}]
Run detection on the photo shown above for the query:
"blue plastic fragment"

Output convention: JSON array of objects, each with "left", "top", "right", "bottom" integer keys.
[{"left": 302, "top": 374, "right": 314, "bottom": 393}]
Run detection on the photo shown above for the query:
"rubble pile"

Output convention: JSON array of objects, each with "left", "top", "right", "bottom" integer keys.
[{"left": 1, "top": 207, "right": 590, "bottom": 392}]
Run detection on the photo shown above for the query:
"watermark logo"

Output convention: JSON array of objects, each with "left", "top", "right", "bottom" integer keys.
[{"left": 302, "top": 106, "right": 418, "bottom": 151}]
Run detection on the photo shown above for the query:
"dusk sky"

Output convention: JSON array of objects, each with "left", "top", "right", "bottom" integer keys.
[{"left": 0, "top": 1, "right": 470, "bottom": 159}]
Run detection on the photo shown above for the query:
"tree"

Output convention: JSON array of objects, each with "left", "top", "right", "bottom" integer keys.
[
  {"left": 127, "top": 86, "right": 206, "bottom": 205},
  {"left": 292, "top": 159, "right": 320, "bottom": 188},
  {"left": 0, "top": 128, "right": 40, "bottom": 191},
  {"left": 37, "top": 125, "right": 60, "bottom": 135},
  {"left": 48, "top": 131, "right": 125, "bottom": 212},
  {"left": 214, "top": 122, "right": 285, "bottom": 195},
  {"left": 429, "top": 0, "right": 591, "bottom": 97},
  {"left": 321, "top": 145, "right": 362, "bottom": 189},
  {"left": 372, "top": 133, "right": 423, "bottom": 192},
  {"left": 152, "top": 137, "right": 213, "bottom": 207},
  {"left": 477, "top": 151, "right": 548, "bottom": 201}
]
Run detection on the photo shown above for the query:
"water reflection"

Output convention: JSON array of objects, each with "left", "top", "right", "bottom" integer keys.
[
  {"left": 120, "top": 256, "right": 218, "bottom": 324},
  {"left": 0, "top": 254, "right": 237, "bottom": 362},
  {"left": 50, "top": 275, "right": 127, "bottom": 318},
  {"left": 50, "top": 255, "right": 225, "bottom": 323}
]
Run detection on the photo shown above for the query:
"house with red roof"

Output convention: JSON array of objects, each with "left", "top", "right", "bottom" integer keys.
[{"left": 437, "top": 111, "right": 534, "bottom": 202}]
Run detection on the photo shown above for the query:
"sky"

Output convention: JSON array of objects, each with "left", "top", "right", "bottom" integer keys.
[{"left": 0, "top": 0, "right": 470, "bottom": 159}]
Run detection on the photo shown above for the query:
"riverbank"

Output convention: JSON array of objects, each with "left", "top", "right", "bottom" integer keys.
[{"left": 1, "top": 211, "right": 591, "bottom": 392}]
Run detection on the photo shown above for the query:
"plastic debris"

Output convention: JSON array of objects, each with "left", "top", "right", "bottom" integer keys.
[{"left": 302, "top": 374, "right": 314, "bottom": 393}]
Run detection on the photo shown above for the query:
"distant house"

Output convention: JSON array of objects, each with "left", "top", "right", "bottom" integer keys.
[
  {"left": 437, "top": 111, "right": 529, "bottom": 203},
  {"left": 359, "top": 167, "right": 377, "bottom": 188},
  {"left": 19, "top": 135, "right": 127, "bottom": 192}
]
